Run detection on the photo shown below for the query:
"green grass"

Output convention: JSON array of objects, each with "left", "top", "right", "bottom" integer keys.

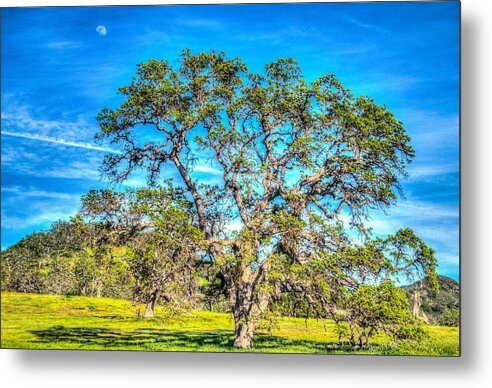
[{"left": 0, "top": 292, "right": 459, "bottom": 356}]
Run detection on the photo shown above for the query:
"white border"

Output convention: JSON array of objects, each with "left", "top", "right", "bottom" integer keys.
[{"left": 2, "top": 0, "right": 492, "bottom": 387}]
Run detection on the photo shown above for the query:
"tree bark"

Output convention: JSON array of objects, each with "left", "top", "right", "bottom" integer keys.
[
  {"left": 143, "top": 289, "right": 160, "bottom": 319},
  {"left": 233, "top": 285, "right": 255, "bottom": 348},
  {"left": 95, "top": 282, "right": 102, "bottom": 298},
  {"left": 231, "top": 262, "right": 268, "bottom": 349},
  {"left": 233, "top": 317, "right": 254, "bottom": 348}
]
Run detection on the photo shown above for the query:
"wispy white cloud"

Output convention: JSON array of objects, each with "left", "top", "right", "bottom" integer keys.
[
  {"left": 436, "top": 254, "right": 460, "bottom": 268},
  {"left": 364, "top": 207, "right": 456, "bottom": 241},
  {"left": 1, "top": 103, "right": 119, "bottom": 152},
  {"left": 407, "top": 163, "right": 458, "bottom": 180},
  {"left": 2, "top": 188, "right": 82, "bottom": 231},
  {"left": 398, "top": 110, "right": 459, "bottom": 148},
  {"left": 134, "top": 29, "right": 171, "bottom": 45},
  {"left": 229, "top": 25, "right": 321, "bottom": 47},
  {"left": 3, "top": 211, "right": 78, "bottom": 231},
  {"left": 359, "top": 74, "right": 425, "bottom": 95},
  {"left": 1, "top": 146, "right": 40, "bottom": 164},
  {"left": 335, "top": 13, "right": 390, "bottom": 35},
  {"left": 42, "top": 160, "right": 103, "bottom": 181},
  {"left": 43, "top": 41, "right": 81, "bottom": 49},
  {"left": 120, "top": 176, "right": 148, "bottom": 188},
  {"left": 192, "top": 164, "right": 223, "bottom": 175},
  {"left": 173, "top": 17, "right": 223, "bottom": 30},
  {"left": 2, "top": 186, "right": 82, "bottom": 200},
  {"left": 1, "top": 141, "right": 104, "bottom": 181},
  {"left": 368, "top": 214, "right": 457, "bottom": 246},
  {"left": 389, "top": 200, "right": 459, "bottom": 220},
  {"left": 1, "top": 103, "right": 120, "bottom": 181},
  {"left": 413, "top": 225, "right": 459, "bottom": 248},
  {"left": 2, "top": 130, "right": 120, "bottom": 153}
]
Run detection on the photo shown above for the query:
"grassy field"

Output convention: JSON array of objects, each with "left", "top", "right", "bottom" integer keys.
[{"left": 0, "top": 292, "right": 459, "bottom": 356}]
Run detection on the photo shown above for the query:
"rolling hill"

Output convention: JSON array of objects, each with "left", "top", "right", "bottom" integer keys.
[{"left": 402, "top": 275, "right": 460, "bottom": 327}]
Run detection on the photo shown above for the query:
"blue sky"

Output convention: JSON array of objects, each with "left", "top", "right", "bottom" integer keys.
[{"left": 1, "top": 2, "right": 460, "bottom": 280}]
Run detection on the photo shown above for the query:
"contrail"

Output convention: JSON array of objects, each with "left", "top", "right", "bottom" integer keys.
[{"left": 1, "top": 130, "right": 121, "bottom": 154}]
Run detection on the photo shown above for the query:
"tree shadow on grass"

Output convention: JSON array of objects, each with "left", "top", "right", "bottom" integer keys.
[{"left": 29, "top": 325, "right": 356, "bottom": 353}]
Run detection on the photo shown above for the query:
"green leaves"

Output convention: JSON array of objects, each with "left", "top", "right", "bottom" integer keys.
[
  {"left": 339, "top": 282, "right": 426, "bottom": 345},
  {"left": 94, "top": 49, "right": 416, "bottom": 237},
  {"left": 380, "top": 228, "right": 438, "bottom": 288}
]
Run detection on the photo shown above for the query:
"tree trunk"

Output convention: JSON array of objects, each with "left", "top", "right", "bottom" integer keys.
[
  {"left": 231, "top": 265, "right": 268, "bottom": 349},
  {"left": 143, "top": 289, "right": 160, "bottom": 319},
  {"left": 234, "top": 318, "right": 254, "bottom": 348},
  {"left": 227, "top": 238, "right": 270, "bottom": 349},
  {"left": 95, "top": 282, "right": 102, "bottom": 298},
  {"left": 233, "top": 287, "right": 254, "bottom": 348}
]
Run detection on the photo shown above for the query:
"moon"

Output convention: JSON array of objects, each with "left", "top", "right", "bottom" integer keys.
[{"left": 96, "top": 25, "right": 107, "bottom": 36}]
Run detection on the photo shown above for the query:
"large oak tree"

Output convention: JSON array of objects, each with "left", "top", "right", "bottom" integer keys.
[
  {"left": 95, "top": 50, "right": 436, "bottom": 348},
  {"left": 80, "top": 185, "right": 203, "bottom": 318}
]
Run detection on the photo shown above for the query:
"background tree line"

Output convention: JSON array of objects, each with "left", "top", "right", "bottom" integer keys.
[{"left": 1, "top": 186, "right": 230, "bottom": 318}]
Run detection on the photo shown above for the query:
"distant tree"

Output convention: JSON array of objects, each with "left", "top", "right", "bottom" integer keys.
[
  {"left": 72, "top": 251, "right": 98, "bottom": 296},
  {"left": 80, "top": 184, "right": 203, "bottom": 318},
  {"left": 43, "top": 256, "right": 75, "bottom": 295},
  {"left": 95, "top": 49, "right": 436, "bottom": 348}
]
